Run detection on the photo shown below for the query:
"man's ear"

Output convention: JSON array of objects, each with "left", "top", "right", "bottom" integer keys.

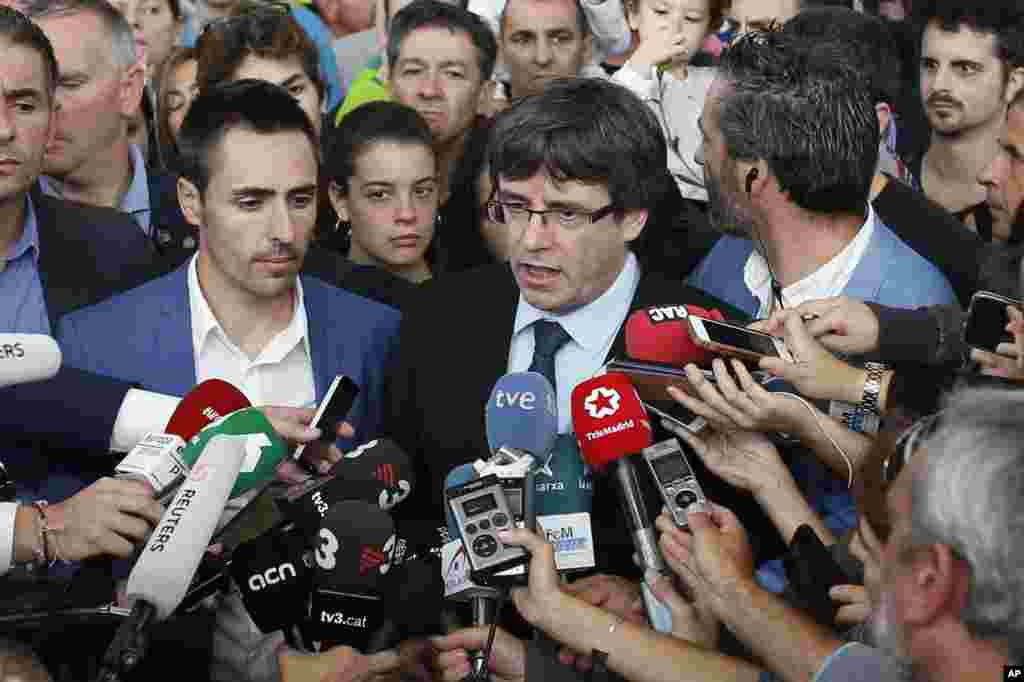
[
  {"left": 327, "top": 181, "right": 350, "bottom": 223},
  {"left": 120, "top": 59, "right": 147, "bottom": 119},
  {"left": 1006, "top": 66, "right": 1024, "bottom": 104},
  {"left": 177, "top": 177, "right": 202, "bottom": 228},
  {"left": 620, "top": 208, "right": 649, "bottom": 243},
  {"left": 876, "top": 102, "right": 893, "bottom": 142},
  {"left": 901, "top": 543, "right": 963, "bottom": 628},
  {"left": 735, "top": 159, "right": 769, "bottom": 197},
  {"left": 581, "top": 33, "right": 594, "bottom": 67}
]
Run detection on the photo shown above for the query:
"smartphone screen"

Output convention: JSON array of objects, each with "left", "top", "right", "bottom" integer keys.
[
  {"left": 964, "top": 295, "right": 1016, "bottom": 353},
  {"left": 700, "top": 319, "right": 781, "bottom": 358}
]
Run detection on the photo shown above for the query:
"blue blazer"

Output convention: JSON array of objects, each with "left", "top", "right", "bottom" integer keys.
[
  {"left": 687, "top": 219, "right": 958, "bottom": 317},
  {"left": 50, "top": 265, "right": 400, "bottom": 503}
]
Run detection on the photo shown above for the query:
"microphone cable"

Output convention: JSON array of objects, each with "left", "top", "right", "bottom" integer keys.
[{"left": 470, "top": 586, "right": 508, "bottom": 682}]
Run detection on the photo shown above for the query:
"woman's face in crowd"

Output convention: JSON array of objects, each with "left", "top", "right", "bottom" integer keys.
[
  {"left": 330, "top": 141, "right": 439, "bottom": 275},
  {"left": 165, "top": 57, "right": 198, "bottom": 143},
  {"left": 114, "top": 0, "right": 181, "bottom": 72}
]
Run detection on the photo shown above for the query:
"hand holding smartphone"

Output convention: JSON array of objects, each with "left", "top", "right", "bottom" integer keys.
[
  {"left": 292, "top": 375, "right": 359, "bottom": 461},
  {"left": 687, "top": 316, "right": 794, "bottom": 363},
  {"left": 964, "top": 291, "right": 1023, "bottom": 353}
]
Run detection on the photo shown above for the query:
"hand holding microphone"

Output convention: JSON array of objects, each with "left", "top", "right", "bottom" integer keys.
[{"left": 20, "top": 478, "right": 165, "bottom": 563}]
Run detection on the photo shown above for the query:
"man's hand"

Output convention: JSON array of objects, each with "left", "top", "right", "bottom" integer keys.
[
  {"left": 46, "top": 478, "right": 165, "bottom": 560},
  {"left": 645, "top": 569, "right": 719, "bottom": 649},
  {"left": 754, "top": 312, "right": 871, "bottom": 404},
  {"left": 432, "top": 627, "right": 526, "bottom": 682},
  {"left": 278, "top": 644, "right": 402, "bottom": 682},
  {"left": 259, "top": 406, "right": 354, "bottom": 482},
  {"left": 661, "top": 424, "right": 794, "bottom": 500},
  {"left": 557, "top": 575, "right": 646, "bottom": 671},
  {"left": 829, "top": 584, "right": 871, "bottom": 626},
  {"left": 498, "top": 528, "right": 565, "bottom": 628},
  {"left": 751, "top": 297, "right": 880, "bottom": 355},
  {"left": 657, "top": 504, "right": 756, "bottom": 618},
  {"left": 666, "top": 358, "right": 806, "bottom": 435}
]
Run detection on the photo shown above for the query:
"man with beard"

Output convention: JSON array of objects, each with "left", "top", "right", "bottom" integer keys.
[
  {"left": 906, "top": 0, "right": 1024, "bottom": 240},
  {"left": 979, "top": 89, "right": 1024, "bottom": 244},
  {"left": 686, "top": 30, "right": 955, "bottom": 593},
  {"left": 864, "top": 389, "right": 1024, "bottom": 681}
]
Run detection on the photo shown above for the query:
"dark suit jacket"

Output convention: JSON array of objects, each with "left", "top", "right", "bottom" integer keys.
[
  {"left": 387, "top": 263, "right": 777, "bottom": 578},
  {"left": 32, "top": 187, "right": 167, "bottom": 328},
  {"left": 1, "top": 190, "right": 167, "bottom": 483}
]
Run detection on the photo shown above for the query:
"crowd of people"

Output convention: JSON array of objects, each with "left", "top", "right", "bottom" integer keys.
[{"left": 1, "top": 0, "right": 1023, "bottom": 680}]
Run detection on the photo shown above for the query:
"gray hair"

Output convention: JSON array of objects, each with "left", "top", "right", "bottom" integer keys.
[
  {"left": 914, "top": 388, "right": 1024, "bottom": 661},
  {"left": 25, "top": 0, "right": 137, "bottom": 69}
]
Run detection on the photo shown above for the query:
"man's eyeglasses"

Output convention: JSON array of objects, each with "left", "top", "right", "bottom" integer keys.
[
  {"left": 884, "top": 412, "right": 942, "bottom": 485},
  {"left": 485, "top": 201, "right": 619, "bottom": 228}
]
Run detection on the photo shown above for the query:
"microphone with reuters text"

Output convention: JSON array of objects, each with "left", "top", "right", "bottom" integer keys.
[
  {"left": 0, "top": 334, "right": 61, "bottom": 388},
  {"left": 98, "top": 434, "right": 247, "bottom": 681},
  {"left": 302, "top": 501, "right": 397, "bottom": 652},
  {"left": 571, "top": 372, "right": 674, "bottom": 634}
]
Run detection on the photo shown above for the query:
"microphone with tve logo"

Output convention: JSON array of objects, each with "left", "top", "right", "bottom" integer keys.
[
  {"left": 0, "top": 334, "right": 61, "bottom": 388},
  {"left": 303, "top": 501, "right": 397, "bottom": 652},
  {"left": 115, "top": 379, "right": 251, "bottom": 496},
  {"left": 571, "top": 372, "right": 673, "bottom": 634},
  {"left": 100, "top": 434, "right": 247, "bottom": 680}
]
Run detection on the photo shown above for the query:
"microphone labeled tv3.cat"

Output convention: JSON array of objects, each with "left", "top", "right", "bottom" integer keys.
[
  {"left": 571, "top": 372, "right": 673, "bottom": 634},
  {"left": 304, "top": 501, "right": 396, "bottom": 652},
  {"left": 293, "top": 375, "right": 360, "bottom": 462},
  {"left": 0, "top": 334, "right": 61, "bottom": 388}
]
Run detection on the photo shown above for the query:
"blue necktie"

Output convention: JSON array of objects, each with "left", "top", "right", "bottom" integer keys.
[{"left": 527, "top": 320, "right": 571, "bottom": 393}]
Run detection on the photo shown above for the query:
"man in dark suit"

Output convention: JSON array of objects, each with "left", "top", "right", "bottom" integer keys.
[{"left": 388, "top": 78, "right": 755, "bottom": 651}]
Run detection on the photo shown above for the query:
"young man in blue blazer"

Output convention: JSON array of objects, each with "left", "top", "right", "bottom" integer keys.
[{"left": 56, "top": 80, "right": 400, "bottom": 681}]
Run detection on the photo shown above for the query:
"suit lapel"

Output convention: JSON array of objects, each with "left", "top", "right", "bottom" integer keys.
[
  {"left": 301, "top": 276, "right": 329, "bottom": 399},
  {"left": 155, "top": 265, "right": 198, "bottom": 394}
]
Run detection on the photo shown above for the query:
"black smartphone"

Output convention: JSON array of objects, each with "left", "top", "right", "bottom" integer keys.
[
  {"left": 964, "top": 291, "right": 1021, "bottom": 353},
  {"left": 293, "top": 375, "right": 360, "bottom": 460},
  {"left": 784, "top": 525, "right": 855, "bottom": 628}
]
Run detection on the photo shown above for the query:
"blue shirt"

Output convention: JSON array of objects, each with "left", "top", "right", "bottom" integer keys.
[
  {"left": 508, "top": 252, "right": 641, "bottom": 434},
  {"left": 0, "top": 196, "right": 50, "bottom": 335},
  {"left": 39, "top": 144, "right": 152, "bottom": 235}
]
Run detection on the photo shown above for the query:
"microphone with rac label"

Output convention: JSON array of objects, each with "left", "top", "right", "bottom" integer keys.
[
  {"left": 0, "top": 334, "right": 61, "bottom": 388},
  {"left": 571, "top": 372, "right": 674, "bottom": 634}
]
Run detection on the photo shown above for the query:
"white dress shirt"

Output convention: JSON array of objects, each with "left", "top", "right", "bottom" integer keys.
[
  {"left": 745, "top": 206, "right": 877, "bottom": 319},
  {"left": 508, "top": 252, "right": 640, "bottom": 433}
]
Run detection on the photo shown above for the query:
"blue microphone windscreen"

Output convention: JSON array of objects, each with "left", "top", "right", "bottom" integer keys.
[{"left": 485, "top": 372, "right": 558, "bottom": 455}]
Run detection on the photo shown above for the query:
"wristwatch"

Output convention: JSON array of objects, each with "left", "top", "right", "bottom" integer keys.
[{"left": 859, "top": 362, "right": 888, "bottom": 418}]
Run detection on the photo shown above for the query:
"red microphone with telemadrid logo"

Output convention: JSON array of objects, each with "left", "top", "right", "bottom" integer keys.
[{"left": 571, "top": 372, "right": 674, "bottom": 633}]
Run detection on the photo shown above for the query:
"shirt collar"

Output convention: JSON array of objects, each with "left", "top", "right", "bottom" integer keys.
[
  {"left": 38, "top": 144, "right": 151, "bottom": 234},
  {"left": 514, "top": 251, "right": 641, "bottom": 351},
  {"left": 6, "top": 194, "right": 40, "bottom": 266},
  {"left": 745, "top": 204, "right": 877, "bottom": 311},
  {"left": 187, "top": 255, "right": 310, "bottom": 363},
  {"left": 121, "top": 144, "right": 152, "bottom": 233}
]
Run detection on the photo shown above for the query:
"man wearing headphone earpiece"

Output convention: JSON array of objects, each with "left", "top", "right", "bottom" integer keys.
[{"left": 685, "top": 30, "right": 957, "bottom": 592}]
